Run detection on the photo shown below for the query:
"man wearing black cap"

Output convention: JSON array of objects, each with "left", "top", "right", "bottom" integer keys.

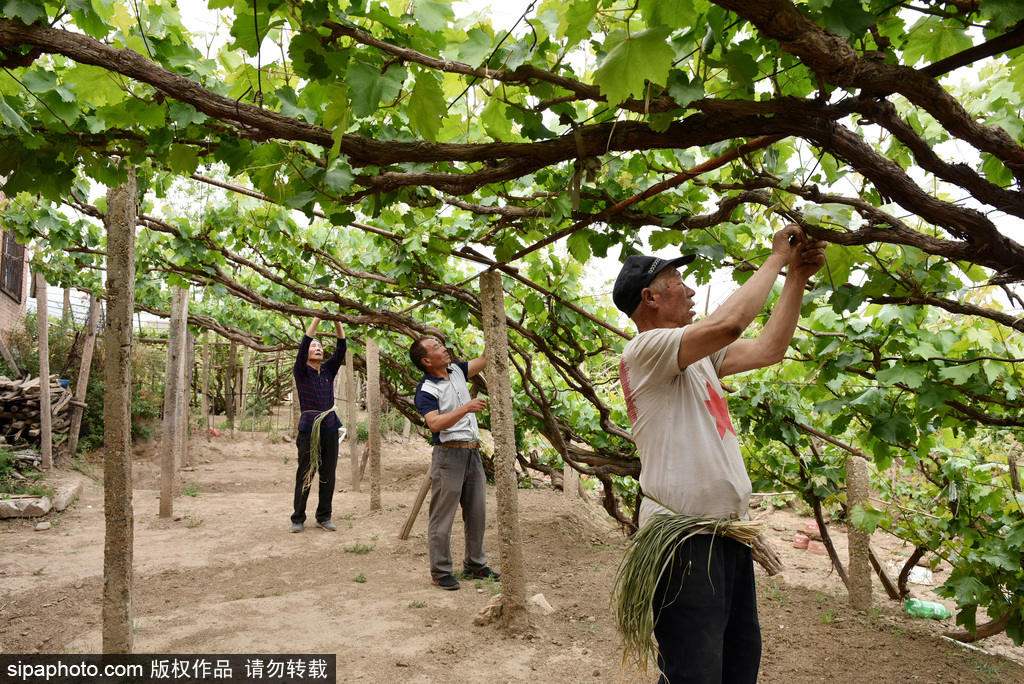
[{"left": 614, "top": 224, "right": 826, "bottom": 683}]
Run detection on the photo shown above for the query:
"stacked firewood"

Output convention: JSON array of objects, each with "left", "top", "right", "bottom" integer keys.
[{"left": 0, "top": 375, "right": 74, "bottom": 444}]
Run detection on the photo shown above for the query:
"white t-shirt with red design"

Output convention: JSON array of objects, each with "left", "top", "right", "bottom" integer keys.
[{"left": 620, "top": 326, "right": 751, "bottom": 527}]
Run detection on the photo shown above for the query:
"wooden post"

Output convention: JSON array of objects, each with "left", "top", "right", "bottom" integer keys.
[
  {"left": 347, "top": 349, "right": 359, "bottom": 492},
  {"left": 176, "top": 298, "right": 190, "bottom": 468},
  {"left": 66, "top": 293, "right": 100, "bottom": 457},
  {"left": 564, "top": 458, "right": 580, "bottom": 499},
  {"left": 480, "top": 271, "right": 528, "bottom": 632},
  {"left": 367, "top": 338, "right": 381, "bottom": 511},
  {"left": 401, "top": 417, "right": 411, "bottom": 442},
  {"left": 102, "top": 166, "right": 136, "bottom": 654},
  {"left": 62, "top": 287, "right": 72, "bottom": 322},
  {"left": 0, "top": 334, "right": 22, "bottom": 378},
  {"left": 159, "top": 286, "right": 186, "bottom": 518},
  {"left": 239, "top": 346, "right": 250, "bottom": 431},
  {"left": 201, "top": 331, "right": 211, "bottom": 442},
  {"left": 847, "top": 455, "right": 873, "bottom": 611},
  {"left": 226, "top": 341, "right": 237, "bottom": 435},
  {"left": 399, "top": 472, "right": 431, "bottom": 540},
  {"left": 35, "top": 272, "right": 52, "bottom": 470}
]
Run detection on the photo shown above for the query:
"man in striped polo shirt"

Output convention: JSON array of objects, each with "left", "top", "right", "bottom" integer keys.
[
  {"left": 410, "top": 336, "right": 499, "bottom": 590},
  {"left": 291, "top": 316, "right": 346, "bottom": 533}
]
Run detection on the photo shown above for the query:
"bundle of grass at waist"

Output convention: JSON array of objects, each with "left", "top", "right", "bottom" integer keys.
[
  {"left": 301, "top": 407, "right": 340, "bottom": 492},
  {"left": 612, "top": 513, "right": 764, "bottom": 678}
]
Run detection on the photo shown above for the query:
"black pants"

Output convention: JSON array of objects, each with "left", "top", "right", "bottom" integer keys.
[
  {"left": 291, "top": 428, "right": 339, "bottom": 524},
  {"left": 652, "top": 534, "right": 761, "bottom": 684}
]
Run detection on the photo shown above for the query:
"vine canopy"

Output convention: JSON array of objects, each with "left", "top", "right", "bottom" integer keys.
[{"left": 2, "top": 0, "right": 1024, "bottom": 644}]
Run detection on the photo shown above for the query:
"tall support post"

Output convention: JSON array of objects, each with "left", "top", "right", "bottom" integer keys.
[
  {"left": 62, "top": 287, "right": 72, "bottom": 321},
  {"left": 102, "top": 166, "right": 136, "bottom": 654},
  {"left": 847, "top": 455, "right": 873, "bottom": 611},
  {"left": 226, "top": 341, "right": 237, "bottom": 434},
  {"left": 239, "top": 346, "right": 250, "bottom": 430},
  {"left": 176, "top": 300, "right": 191, "bottom": 467},
  {"left": 564, "top": 458, "right": 581, "bottom": 499},
  {"left": 35, "top": 272, "right": 52, "bottom": 470},
  {"left": 367, "top": 338, "right": 381, "bottom": 511},
  {"left": 347, "top": 349, "right": 359, "bottom": 492},
  {"left": 159, "top": 286, "right": 186, "bottom": 518},
  {"left": 479, "top": 271, "right": 528, "bottom": 632},
  {"left": 66, "top": 293, "right": 100, "bottom": 458},
  {"left": 201, "top": 331, "right": 211, "bottom": 442}
]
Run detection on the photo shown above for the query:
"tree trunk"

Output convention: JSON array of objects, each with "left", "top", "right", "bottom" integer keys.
[
  {"left": 159, "top": 286, "right": 186, "bottom": 518},
  {"left": 847, "top": 455, "right": 873, "bottom": 611},
  {"left": 752, "top": 532, "right": 785, "bottom": 576},
  {"left": 102, "top": 166, "right": 136, "bottom": 654},
  {"left": 35, "top": 272, "right": 52, "bottom": 469},
  {"left": 480, "top": 271, "right": 529, "bottom": 632},
  {"left": 367, "top": 337, "right": 381, "bottom": 511},
  {"left": 62, "top": 287, "right": 71, "bottom": 321},
  {"left": 347, "top": 349, "right": 358, "bottom": 492},
  {"left": 65, "top": 293, "right": 100, "bottom": 460}
]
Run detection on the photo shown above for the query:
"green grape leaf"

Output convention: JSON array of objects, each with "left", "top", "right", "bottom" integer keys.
[
  {"left": 413, "top": 0, "right": 454, "bottom": 33},
  {"left": 594, "top": 27, "right": 675, "bottom": 106},
  {"left": 4, "top": 0, "right": 45, "bottom": 24},
  {"left": 638, "top": 0, "right": 702, "bottom": 30},
  {"left": 849, "top": 503, "right": 885, "bottom": 533},
  {"left": 480, "top": 97, "right": 513, "bottom": 141},
  {"left": 407, "top": 73, "right": 446, "bottom": 143},
  {"left": 558, "top": 0, "right": 599, "bottom": 48},
  {"left": 458, "top": 28, "right": 493, "bottom": 67},
  {"left": 0, "top": 95, "right": 29, "bottom": 131},
  {"left": 168, "top": 144, "right": 200, "bottom": 175}
]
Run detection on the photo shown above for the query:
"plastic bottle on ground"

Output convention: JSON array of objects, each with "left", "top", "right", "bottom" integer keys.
[{"left": 904, "top": 598, "right": 952, "bottom": 620}]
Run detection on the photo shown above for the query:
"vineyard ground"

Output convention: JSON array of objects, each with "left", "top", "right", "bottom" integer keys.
[{"left": 1, "top": 420, "right": 1022, "bottom": 683}]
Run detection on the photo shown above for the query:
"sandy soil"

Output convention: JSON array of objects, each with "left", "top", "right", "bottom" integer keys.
[{"left": 1, "top": 425, "right": 1022, "bottom": 683}]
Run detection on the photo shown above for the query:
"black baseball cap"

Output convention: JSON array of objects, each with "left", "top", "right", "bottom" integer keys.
[{"left": 612, "top": 253, "right": 696, "bottom": 317}]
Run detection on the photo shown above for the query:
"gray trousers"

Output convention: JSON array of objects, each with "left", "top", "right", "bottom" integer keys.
[{"left": 428, "top": 444, "right": 488, "bottom": 579}]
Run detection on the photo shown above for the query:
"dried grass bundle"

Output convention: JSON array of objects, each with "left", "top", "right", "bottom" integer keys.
[
  {"left": 302, "top": 407, "right": 340, "bottom": 491},
  {"left": 612, "top": 513, "right": 763, "bottom": 678}
]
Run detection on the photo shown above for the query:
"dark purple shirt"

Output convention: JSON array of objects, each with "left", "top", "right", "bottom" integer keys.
[{"left": 294, "top": 334, "right": 347, "bottom": 433}]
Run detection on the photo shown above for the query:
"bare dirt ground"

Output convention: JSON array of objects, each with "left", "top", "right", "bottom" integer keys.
[{"left": 2, "top": 423, "right": 1023, "bottom": 683}]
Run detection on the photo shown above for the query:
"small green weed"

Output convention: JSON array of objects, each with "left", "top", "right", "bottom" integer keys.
[
  {"left": 182, "top": 482, "right": 202, "bottom": 497},
  {"left": 231, "top": 592, "right": 245, "bottom": 600},
  {"left": 968, "top": 654, "right": 1004, "bottom": 683},
  {"left": 351, "top": 574, "right": 367, "bottom": 583},
  {"left": 821, "top": 609, "right": 837, "bottom": 625},
  {"left": 763, "top": 582, "right": 787, "bottom": 606},
  {"left": 343, "top": 542, "right": 374, "bottom": 554},
  {"left": 32, "top": 566, "right": 45, "bottom": 576},
  {"left": 409, "top": 600, "right": 426, "bottom": 609}
]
